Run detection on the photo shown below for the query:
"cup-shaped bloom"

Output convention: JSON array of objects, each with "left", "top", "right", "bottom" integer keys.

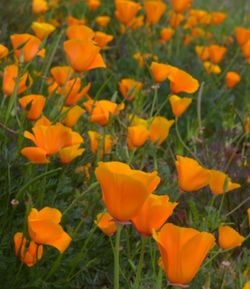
[
  {"left": 132, "top": 194, "right": 177, "bottom": 236},
  {"left": 0, "top": 44, "right": 9, "bottom": 59},
  {"left": 170, "top": 0, "right": 192, "bottom": 13},
  {"left": 153, "top": 223, "right": 215, "bottom": 287},
  {"left": 218, "top": 226, "right": 245, "bottom": 250},
  {"left": 67, "top": 16, "right": 86, "bottom": 26},
  {"left": 62, "top": 105, "right": 85, "bottom": 127},
  {"left": 243, "top": 281, "right": 250, "bottom": 289},
  {"left": 241, "top": 40, "right": 250, "bottom": 59},
  {"left": 84, "top": 99, "right": 124, "bottom": 126},
  {"left": 88, "top": 130, "right": 113, "bottom": 156},
  {"left": 226, "top": 71, "right": 241, "bottom": 89},
  {"left": 115, "top": 0, "right": 142, "bottom": 25},
  {"left": 14, "top": 232, "right": 43, "bottom": 267},
  {"left": 94, "top": 32, "right": 114, "bottom": 48},
  {"left": 211, "top": 12, "right": 227, "bottom": 25},
  {"left": 64, "top": 39, "right": 106, "bottom": 73},
  {"left": 11, "top": 34, "right": 42, "bottom": 63},
  {"left": 203, "top": 61, "right": 221, "bottom": 74},
  {"left": 66, "top": 25, "right": 95, "bottom": 41},
  {"left": 208, "top": 170, "right": 241, "bottom": 195},
  {"left": 95, "top": 212, "right": 117, "bottom": 236},
  {"left": 195, "top": 46, "right": 210, "bottom": 61},
  {"left": 235, "top": 27, "right": 250, "bottom": 47},
  {"left": 127, "top": 125, "right": 149, "bottom": 150},
  {"left": 95, "top": 161, "right": 160, "bottom": 222},
  {"left": 169, "top": 12, "right": 184, "bottom": 28},
  {"left": 207, "top": 45, "right": 227, "bottom": 64},
  {"left": 149, "top": 117, "right": 175, "bottom": 145},
  {"left": 59, "top": 144, "right": 85, "bottom": 164},
  {"left": 2, "top": 64, "right": 33, "bottom": 97},
  {"left": 87, "top": 0, "right": 101, "bottom": 10},
  {"left": 50, "top": 66, "right": 74, "bottom": 87},
  {"left": 32, "top": 0, "right": 48, "bottom": 14},
  {"left": 28, "top": 207, "right": 72, "bottom": 253},
  {"left": 160, "top": 27, "right": 174, "bottom": 43},
  {"left": 169, "top": 95, "right": 192, "bottom": 117},
  {"left": 31, "top": 22, "right": 56, "bottom": 40},
  {"left": 144, "top": 0, "right": 167, "bottom": 25},
  {"left": 119, "top": 78, "right": 143, "bottom": 100},
  {"left": 150, "top": 61, "right": 173, "bottom": 83},
  {"left": 176, "top": 156, "right": 211, "bottom": 192},
  {"left": 19, "top": 94, "right": 46, "bottom": 121},
  {"left": 95, "top": 16, "right": 111, "bottom": 28}
]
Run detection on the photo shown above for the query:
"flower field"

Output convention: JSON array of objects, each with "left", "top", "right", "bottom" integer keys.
[{"left": 0, "top": 0, "right": 250, "bottom": 288}]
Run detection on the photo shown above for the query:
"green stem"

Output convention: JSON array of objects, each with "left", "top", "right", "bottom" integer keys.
[
  {"left": 155, "top": 267, "right": 163, "bottom": 289},
  {"left": 134, "top": 236, "right": 147, "bottom": 289},
  {"left": 150, "top": 86, "right": 158, "bottom": 120},
  {"left": 114, "top": 224, "right": 122, "bottom": 289}
]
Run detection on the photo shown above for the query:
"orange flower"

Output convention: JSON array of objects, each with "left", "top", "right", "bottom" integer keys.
[
  {"left": 127, "top": 125, "right": 149, "bottom": 150},
  {"left": 150, "top": 61, "right": 173, "bottom": 82},
  {"left": 226, "top": 71, "right": 241, "bottom": 89},
  {"left": 246, "top": 117, "right": 250, "bottom": 134},
  {"left": 95, "top": 212, "right": 117, "bottom": 236},
  {"left": 59, "top": 144, "right": 85, "bottom": 164},
  {"left": 169, "top": 12, "right": 184, "bottom": 28},
  {"left": 32, "top": 0, "right": 48, "bottom": 14},
  {"left": 149, "top": 117, "right": 175, "bottom": 145},
  {"left": 95, "top": 16, "right": 111, "bottom": 28},
  {"left": 241, "top": 40, "right": 250, "bottom": 59},
  {"left": 144, "top": 0, "right": 167, "bottom": 25},
  {"left": 235, "top": 27, "right": 250, "bottom": 47},
  {"left": 94, "top": 32, "right": 114, "bottom": 48},
  {"left": 2, "top": 64, "right": 33, "bottom": 97},
  {"left": 14, "top": 232, "right": 43, "bottom": 267},
  {"left": 95, "top": 161, "right": 160, "bottom": 221},
  {"left": 160, "top": 28, "right": 175, "bottom": 43},
  {"left": 208, "top": 170, "right": 241, "bottom": 195},
  {"left": 28, "top": 207, "right": 72, "bottom": 253},
  {"left": 19, "top": 94, "right": 46, "bottom": 121},
  {"left": 50, "top": 66, "right": 74, "bottom": 87},
  {"left": 62, "top": 105, "right": 85, "bottom": 127},
  {"left": 115, "top": 0, "right": 142, "bottom": 25},
  {"left": 211, "top": 12, "right": 227, "bottom": 25},
  {"left": 11, "top": 34, "right": 42, "bottom": 63},
  {"left": 218, "top": 226, "right": 245, "bottom": 250},
  {"left": 170, "top": 0, "right": 192, "bottom": 13},
  {"left": 207, "top": 44, "right": 227, "bottom": 64},
  {"left": 132, "top": 194, "right": 177, "bottom": 236},
  {"left": 153, "top": 223, "right": 215, "bottom": 287},
  {"left": 64, "top": 39, "right": 106, "bottom": 73},
  {"left": 84, "top": 99, "right": 124, "bottom": 126},
  {"left": 0, "top": 44, "right": 9, "bottom": 59},
  {"left": 88, "top": 130, "right": 113, "bottom": 156},
  {"left": 195, "top": 45, "right": 210, "bottom": 61},
  {"left": 119, "top": 78, "right": 143, "bottom": 100},
  {"left": 243, "top": 281, "right": 250, "bottom": 289},
  {"left": 176, "top": 155, "right": 211, "bottom": 192},
  {"left": 31, "top": 22, "right": 56, "bottom": 40},
  {"left": 66, "top": 25, "right": 95, "bottom": 41},
  {"left": 67, "top": 16, "right": 86, "bottom": 26},
  {"left": 87, "top": 0, "right": 101, "bottom": 10},
  {"left": 169, "top": 95, "right": 192, "bottom": 117},
  {"left": 203, "top": 61, "right": 221, "bottom": 74}
]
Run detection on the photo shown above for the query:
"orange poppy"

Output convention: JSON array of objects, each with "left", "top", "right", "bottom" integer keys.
[
  {"left": 218, "top": 226, "right": 245, "bottom": 250},
  {"left": 132, "top": 194, "right": 177, "bottom": 236},
  {"left": 50, "top": 66, "right": 74, "bottom": 87},
  {"left": 170, "top": 0, "right": 192, "bottom": 14},
  {"left": 195, "top": 45, "right": 210, "bottom": 61},
  {"left": 95, "top": 212, "right": 117, "bottom": 236},
  {"left": 207, "top": 44, "right": 227, "bottom": 64},
  {"left": 169, "top": 95, "right": 192, "bottom": 117},
  {"left": 62, "top": 105, "right": 85, "bottom": 127},
  {"left": 176, "top": 155, "right": 211, "bottom": 192},
  {"left": 19, "top": 94, "right": 46, "bottom": 121},
  {"left": 0, "top": 44, "right": 9, "bottom": 59},
  {"left": 144, "top": 0, "right": 167, "bottom": 25},
  {"left": 211, "top": 12, "right": 227, "bottom": 25},
  {"left": 95, "top": 16, "right": 111, "bottom": 28},
  {"left": 66, "top": 25, "right": 95, "bottom": 41},
  {"left": 149, "top": 117, "right": 175, "bottom": 145},
  {"left": 115, "top": 0, "right": 142, "bottom": 25},
  {"left": 226, "top": 71, "right": 241, "bottom": 89},
  {"left": 31, "top": 22, "right": 56, "bottom": 40},
  {"left": 119, "top": 78, "right": 143, "bottom": 100},
  {"left": 32, "top": 0, "right": 48, "bottom": 14},
  {"left": 64, "top": 39, "right": 106, "bottom": 73},
  {"left": 169, "top": 12, "right": 185, "bottom": 28},
  {"left": 95, "top": 161, "right": 160, "bottom": 222},
  {"left": 87, "top": 0, "right": 101, "bottom": 10},
  {"left": 153, "top": 223, "right": 215, "bottom": 287},
  {"left": 160, "top": 28, "right": 175, "bottom": 43},
  {"left": 243, "top": 281, "right": 250, "bottom": 289},
  {"left": 127, "top": 125, "right": 149, "bottom": 150},
  {"left": 235, "top": 27, "right": 250, "bottom": 47},
  {"left": 67, "top": 16, "right": 86, "bottom": 26},
  {"left": 94, "top": 32, "right": 114, "bottom": 48},
  {"left": 203, "top": 61, "right": 221, "bottom": 74},
  {"left": 28, "top": 207, "right": 72, "bottom": 253},
  {"left": 88, "top": 130, "right": 113, "bottom": 156}
]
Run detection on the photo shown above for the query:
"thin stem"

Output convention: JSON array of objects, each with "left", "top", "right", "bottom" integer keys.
[
  {"left": 114, "top": 224, "right": 122, "bottom": 289},
  {"left": 150, "top": 86, "right": 158, "bottom": 120},
  {"left": 155, "top": 267, "right": 163, "bottom": 289},
  {"left": 134, "top": 236, "right": 147, "bottom": 289}
]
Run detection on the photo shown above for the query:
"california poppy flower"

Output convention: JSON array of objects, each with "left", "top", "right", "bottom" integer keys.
[
  {"left": 88, "top": 130, "right": 113, "bottom": 156},
  {"left": 149, "top": 117, "right": 175, "bottom": 145},
  {"left": 195, "top": 45, "right": 210, "bottom": 61},
  {"left": 0, "top": 44, "right": 9, "bottom": 59},
  {"left": 62, "top": 105, "right": 85, "bottom": 127},
  {"left": 14, "top": 232, "right": 43, "bottom": 267},
  {"left": 66, "top": 25, "right": 95, "bottom": 41},
  {"left": 2, "top": 64, "right": 33, "bottom": 97},
  {"left": 31, "top": 22, "right": 56, "bottom": 40},
  {"left": 170, "top": 0, "right": 192, "bottom": 14},
  {"left": 160, "top": 28, "right": 175, "bottom": 43},
  {"left": 94, "top": 32, "right": 114, "bottom": 49},
  {"left": 132, "top": 194, "right": 177, "bottom": 236},
  {"left": 119, "top": 78, "right": 142, "bottom": 100},
  {"left": 67, "top": 16, "right": 86, "bottom": 26},
  {"left": 208, "top": 170, "right": 241, "bottom": 195},
  {"left": 153, "top": 223, "right": 215, "bottom": 287},
  {"left": 32, "top": 0, "right": 48, "bottom": 14},
  {"left": 241, "top": 40, "right": 250, "bottom": 59},
  {"left": 28, "top": 207, "right": 72, "bottom": 253},
  {"left": 176, "top": 156, "right": 211, "bottom": 192},
  {"left": 50, "top": 66, "right": 74, "bottom": 87},
  {"left": 243, "top": 281, "right": 250, "bottom": 289},
  {"left": 169, "top": 95, "right": 192, "bottom": 117},
  {"left": 115, "top": 0, "right": 142, "bottom": 25},
  {"left": 59, "top": 144, "right": 85, "bottom": 164},
  {"left": 226, "top": 71, "right": 241, "bottom": 89},
  {"left": 95, "top": 212, "right": 117, "bottom": 236},
  {"left": 203, "top": 61, "right": 221, "bottom": 74},
  {"left": 150, "top": 62, "right": 173, "bottom": 83},
  {"left": 95, "top": 161, "right": 160, "bottom": 222},
  {"left": 127, "top": 125, "right": 149, "bottom": 150},
  {"left": 87, "top": 0, "right": 101, "bottom": 10},
  {"left": 144, "top": 0, "right": 167, "bottom": 25},
  {"left": 84, "top": 100, "right": 124, "bottom": 126},
  {"left": 235, "top": 27, "right": 250, "bottom": 47},
  {"left": 11, "top": 34, "right": 42, "bottom": 63},
  {"left": 207, "top": 44, "right": 227, "bottom": 64},
  {"left": 218, "top": 226, "right": 245, "bottom": 250},
  {"left": 211, "top": 12, "right": 227, "bottom": 25},
  {"left": 95, "top": 16, "right": 111, "bottom": 28},
  {"left": 64, "top": 39, "right": 106, "bottom": 73},
  {"left": 19, "top": 94, "right": 46, "bottom": 121},
  {"left": 169, "top": 12, "right": 185, "bottom": 28}
]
